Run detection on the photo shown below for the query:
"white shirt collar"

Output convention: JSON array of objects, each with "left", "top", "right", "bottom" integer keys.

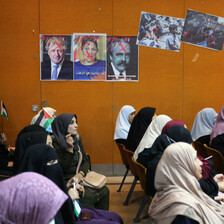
[{"left": 111, "top": 62, "right": 126, "bottom": 80}]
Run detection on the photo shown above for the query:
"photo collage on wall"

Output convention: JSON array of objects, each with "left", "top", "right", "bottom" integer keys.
[
  {"left": 40, "top": 34, "right": 139, "bottom": 81},
  {"left": 40, "top": 9, "right": 224, "bottom": 81}
]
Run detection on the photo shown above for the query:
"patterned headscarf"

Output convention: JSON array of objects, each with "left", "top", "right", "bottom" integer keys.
[{"left": 0, "top": 172, "right": 67, "bottom": 224}]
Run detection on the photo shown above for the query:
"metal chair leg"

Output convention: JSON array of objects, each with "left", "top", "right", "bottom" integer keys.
[
  {"left": 117, "top": 168, "right": 129, "bottom": 192},
  {"left": 123, "top": 177, "right": 137, "bottom": 206},
  {"left": 133, "top": 194, "right": 149, "bottom": 223}
]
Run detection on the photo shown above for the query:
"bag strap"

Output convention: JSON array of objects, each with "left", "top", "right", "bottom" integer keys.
[{"left": 75, "top": 145, "right": 83, "bottom": 175}]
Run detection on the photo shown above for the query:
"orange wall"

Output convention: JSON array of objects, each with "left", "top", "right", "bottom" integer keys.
[{"left": 0, "top": 0, "right": 224, "bottom": 164}]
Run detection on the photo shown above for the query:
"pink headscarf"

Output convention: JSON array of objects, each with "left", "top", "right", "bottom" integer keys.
[
  {"left": 161, "top": 120, "right": 185, "bottom": 134},
  {"left": 0, "top": 172, "right": 67, "bottom": 224},
  {"left": 210, "top": 106, "right": 224, "bottom": 145}
]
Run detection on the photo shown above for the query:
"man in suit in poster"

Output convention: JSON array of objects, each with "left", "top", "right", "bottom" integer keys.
[
  {"left": 41, "top": 36, "right": 73, "bottom": 80},
  {"left": 107, "top": 36, "right": 138, "bottom": 81}
]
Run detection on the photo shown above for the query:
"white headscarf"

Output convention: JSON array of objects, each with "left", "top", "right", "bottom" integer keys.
[
  {"left": 114, "top": 105, "right": 135, "bottom": 140},
  {"left": 149, "top": 142, "right": 224, "bottom": 224},
  {"left": 191, "top": 108, "right": 217, "bottom": 142},
  {"left": 134, "top": 115, "right": 171, "bottom": 160}
]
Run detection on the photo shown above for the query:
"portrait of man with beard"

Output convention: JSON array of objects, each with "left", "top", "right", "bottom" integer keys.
[{"left": 107, "top": 36, "right": 138, "bottom": 81}]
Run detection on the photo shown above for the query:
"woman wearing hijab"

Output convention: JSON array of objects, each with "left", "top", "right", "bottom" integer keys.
[
  {"left": 191, "top": 108, "right": 217, "bottom": 145},
  {"left": 51, "top": 113, "right": 110, "bottom": 210},
  {"left": 210, "top": 106, "right": 224, "bottom": 156},
  {"left": 149, "top": 142, "right": 224, "bottom": 224},
  {"left": 134, "top": 114, "right": 172, "bottom": 162},
  {"left": 31, "top": 107, "right": 57, "bottom": 124},
  {"left": 147, "top": 124, "right": 223, "bottom": 198},
  {"left": 161, "top": 119, "right": 186, "bottom": 134},
  {"left": 13, "top": 124, "right": 49, "bottom": 173},
  {"left": 16, "top": 144, "right": 77, "bottom": 224},
  {"left": 0, "top": 172, "right": 67, "bottom": 224},
  {"left": 17, "top": 144, "right": 123, "bottom": 224},
  {"left": 126, "top": 107, "right": 156, "bottom": 152},
  {"left": 114, "top": 105, "right": 136, "bottom": 147}
]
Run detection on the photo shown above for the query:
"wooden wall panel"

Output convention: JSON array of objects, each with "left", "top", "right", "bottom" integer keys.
[
  {"left": 112, "top": 0, "right": 184, "bottom": 162},
  {"left": 0, "top": 0, "right": 224, "bottom": 167},
  {"left": 0, "top": 0, "right": 40, "bottom": 144},
  {"left": 183, "top": 0, "right": 224, "bottom": 130}
]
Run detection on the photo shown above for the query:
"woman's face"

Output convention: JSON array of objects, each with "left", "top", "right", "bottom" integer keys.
[
  {"left": 194, "top": 157, "right": 203, "bottom": 180},
  {"left": 82, "top": 41, "right": 98, "bottom": 64},
  {"left": 67, "top": 117, "right": 78, "bottom": 135},
  {"left": 128, "top": 111, "right": 136, "bottom": 124}
]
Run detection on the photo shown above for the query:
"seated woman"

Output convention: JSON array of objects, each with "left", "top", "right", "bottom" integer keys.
[
  {"left": 74, "top": 36, "right": 106, "bottom": 80},
  {"left": 0, "top": 133, "right": 13, "bottom": 172},
  {"left": 134, "top": 114, "right": 172, "bottom": 163},
  {"left": 149, "top": 142, "right": 224, "bottom": 224},
  {"left": 191, "top": 108, "right": 217, "bottom": 146},
  {"left": 13, "top": 124, "right": 50, "bottom": 173},
  {"left": 51, "top": 113, "right": 110, "bottom": 210},
  {"left": 146, "top": 125, "right": 222, "bottom": 198},
  {"left": 210, "top": 106, "right": 224, "bottom": 156},
  {"left": 126, "top": 107, "right": 156, "bottom": 152},
  {"left": 17, "top": 143, "right": 123, "bottom": 224},
  {"left": 161, "top": 119, "right": 186, "bottom": 134},
  {"left": 114, "top": 105, "right": 136, "bottom": 147},
  {"left": 0, "top": 172, "right": 67, "bottom": 224}
]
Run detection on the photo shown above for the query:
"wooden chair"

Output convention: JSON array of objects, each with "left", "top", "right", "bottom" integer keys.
[
  {"left": 121, "top": 146, "right": 139, "bottom": 206},
  {"left": 115, "top": 142, "right": 130, "bottom": 192},
  {"left": 132, "top": 157, "right": 152, "bottom": 223},
  {"left": 204, "top": 144, "right": 224, "bottom": 174},
  {"left": 192, "top": 141, "right": 208, "bottom": 158}
]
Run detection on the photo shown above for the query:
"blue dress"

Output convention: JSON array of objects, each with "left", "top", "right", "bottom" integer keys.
[{"left": 74, "top": 60, "right": 106, "bottom": 80}]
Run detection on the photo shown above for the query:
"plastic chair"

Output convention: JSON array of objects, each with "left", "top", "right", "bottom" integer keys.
[
  {"left": 132, "top": 157, "right": 152, "bottom": 223},
  {"left": 121, "top": 146, "right": 139, "bottom": 206},
  {"left": 192, "top": 141, "right": 208, "bottom": 158},
  {"left": 115, "top": 142, "right": 130, "bottom": 192},
  {"left": 204, "top": 144, "right": 224, "bottom": 174}
]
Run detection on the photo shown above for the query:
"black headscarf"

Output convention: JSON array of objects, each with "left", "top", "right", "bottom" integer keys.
[
  {"left": 17, "top": 124, "right": 46, "bottom": 138},
  {"left": 51, "top": 113, "right": 78, "bottom": 151},
  {"left": 14, "top": 126, "right": 48, "bottom": 174},
  {"left": 146, "top": 125, "right": 192, "bottom": 196},
  {"left": 126, "top": 107, "right": 156, "bottom": 152},
  {"left": 16, "top": 143, "right": 77, "bottom": 224}
]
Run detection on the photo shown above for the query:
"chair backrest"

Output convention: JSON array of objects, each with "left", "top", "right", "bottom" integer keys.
[
  {"left": 116, "top": 142, "right": 129, "bottom": 167},
  {"left": 192, "top": 141, "right": 208, "bottom": 158},
  {"left": 132, "top": 157, "right": 147, "bottom": 192},
  {"left": 122, "top": 146, "right": 138, "bottom": 177},
  {"left": 204, "top": 144, "right": 224, "bottom": 174}
]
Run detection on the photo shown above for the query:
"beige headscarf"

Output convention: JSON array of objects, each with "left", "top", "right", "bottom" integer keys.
[
  {"left": 149, "top": 142, "right": 224, "bottom": 224},
  {"left": 134, "top": 115, "right": 172, "bottom": 160},
  {"left": 31, "top": 107, "right": 56, "bottom": 124}
]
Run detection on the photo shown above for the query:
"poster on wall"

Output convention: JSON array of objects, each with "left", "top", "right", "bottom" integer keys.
[
  {"left": 73, "top": 33, "right": 106, "bottom": 81},
  {"left": 40, "top": 35, "right": 73, "bottom": 81},
  {"left": 181, "top": 9, "right": 224, "bottom": 51},
  {"left": 136, "top": 12, "right": 184, "bottom": 52},
  {"left": 106, "top": 36, "right": 139, "bottom": 81}
]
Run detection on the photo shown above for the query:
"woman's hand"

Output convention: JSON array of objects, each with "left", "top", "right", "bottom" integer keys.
[
  {"left": 68, "top": 188, "right": 80, "bottom": 201},
  {"left": 67, "top": 177, "right": 76, "bottom": 189},
  {"left": 213, "top": 174, "right": 224, "bottom": 183},
  {"left": 65, "top": 134, "right": 74, "bottom": 153}
]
